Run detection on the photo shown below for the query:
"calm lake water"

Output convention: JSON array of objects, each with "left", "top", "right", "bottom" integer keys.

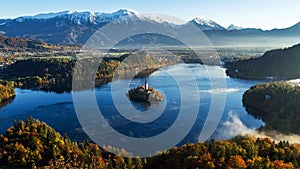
[{"left": 0, "top": 64, "right": 264, "bottom": 144}]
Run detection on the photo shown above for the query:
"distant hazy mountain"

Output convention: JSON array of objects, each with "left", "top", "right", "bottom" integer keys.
[
  {"left": 265, "top": 22, "right": 300, "bottom": 37},
  {"left": 0, "top": 9, "right": 300, "bottom": 47}
]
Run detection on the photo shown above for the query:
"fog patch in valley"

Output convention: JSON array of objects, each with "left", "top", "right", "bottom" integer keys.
[{"left": 220, "top": 111, "right": 300, "bottom": 144}]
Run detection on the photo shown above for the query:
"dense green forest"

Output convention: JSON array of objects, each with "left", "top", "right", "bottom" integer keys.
[
  {"left": 225, "top": 43, "right": 300, "bottom": 80},
  {"left": 243, "top": 82, "right": 300, "bottom": 135},
  {"left": 0, "top": 81, "right": 15, "bottom": 103},
  {"left": 0, "top": 117, "right": 299, "bottom": 168}
]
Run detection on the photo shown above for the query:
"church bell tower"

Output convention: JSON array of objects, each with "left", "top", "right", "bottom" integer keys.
[{"left": 145, "top": 79, "right": 149, "bottom": 90}]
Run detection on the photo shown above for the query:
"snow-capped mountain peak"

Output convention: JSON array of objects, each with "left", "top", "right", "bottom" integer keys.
[
  {"left": 113, "top": 8, "right": 139, "bottom": 16},
  {"left": 190, "top": 17, "right": 225, "bottom": 30},
  {"left": 13, "top": 9, "right": 142, "bottom": 25},
  {"left": 95, "top": 8, "right": 139, "bottom": 19},
  {"left": 92, "top": 9, "right": 142, "bottom": 24},
  {"left": 32, "top": 11, "right": 73, "bottom": 19},
  {"left": 227, "top": 24, "right": 244, "bottom": 30},
  {"left": 68, "top": 11, "right": 96, "bottom": 25},
  {"left": 8, "top": 10, "right": 228, "bottom": 30},
  {"left": 193, "top": 17, "right": 216, "bottom": 27},
  {"left": 15, "top": 11, "right": 73, "bottom": 22}
]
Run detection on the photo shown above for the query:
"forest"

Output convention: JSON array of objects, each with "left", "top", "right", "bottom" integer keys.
[
  {"left": 0, "top": 81, "right": 15, "bottom": 103},
  {"left": 0, "top": 117, "right": 299, "bottom": 168},
  {"left": 0, "top": 50, "right": 181, "bottom": 93},
  {"left": 0, "top": 56, "right": 133, "bottom": 92},
  {"left": 225, "top": 43, "right": 300, "bottom": 80},
  {"left": 243, "top": 81, "right": 300, "bottom": 135}
]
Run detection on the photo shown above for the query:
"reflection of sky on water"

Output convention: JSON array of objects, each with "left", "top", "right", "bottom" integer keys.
[{"left": 0, "top": 64, "right": 264, "bottom": 144}]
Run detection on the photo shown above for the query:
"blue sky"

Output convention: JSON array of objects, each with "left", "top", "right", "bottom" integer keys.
[{"left": 1, "top": 0, "right": 300, "bottom": 30}]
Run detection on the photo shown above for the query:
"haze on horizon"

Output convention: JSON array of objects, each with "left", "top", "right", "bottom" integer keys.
[{"left": 1, "top": 0, "right": 300, "bottom": 30}]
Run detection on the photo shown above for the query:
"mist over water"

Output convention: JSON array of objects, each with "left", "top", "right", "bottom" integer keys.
[{"left": 220, "top": 111, "right": 300, "bottom": 144}]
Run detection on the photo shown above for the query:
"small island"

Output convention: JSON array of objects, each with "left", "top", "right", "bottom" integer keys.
[{"left": 127, "top": 80, "right": 164, "bottom": 102}]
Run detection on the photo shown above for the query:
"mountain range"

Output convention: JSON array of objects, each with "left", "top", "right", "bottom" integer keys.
[{"left": 1, "top": 9, "right": 300, "bottom": 47}]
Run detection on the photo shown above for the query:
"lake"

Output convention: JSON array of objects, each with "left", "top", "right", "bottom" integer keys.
[{"left": 0, "top": 64, "right": 264, "bottom": 145}]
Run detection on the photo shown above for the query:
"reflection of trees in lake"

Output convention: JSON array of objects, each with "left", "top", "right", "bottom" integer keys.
[
  {"left": 0, "top": 95, "right": 15, "bottom": 110},
  {"left": 0, "top": 81, "right": 15, "bottom": 104}
]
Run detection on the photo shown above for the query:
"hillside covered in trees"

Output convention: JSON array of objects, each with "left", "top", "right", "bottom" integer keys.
[
  {"left": 147, "top": 136, "right": 299, "bottom": 169},
  {"left": 0, "top": 81, "right": 15, "bottom": 103},
  {"left": 243, "top": 82, "right": 300, "bottom": 135},
  {"left": 225, "top": 43, "right": 300, "bottom": 80},
  {"left": 0, "top": 50, "right": 182, "bottom": 92},
  {"left": 0, "top": 117, "right": 299, "bottom": 168},
  {"left": 0, "top": 35, "right": 80, "bottom": 53},
  {"left": 0, "top": 117, "right": 144, "bottom": 168},
  {"left": 0, "top": 57, "right": 122, "bottom": 93}
]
